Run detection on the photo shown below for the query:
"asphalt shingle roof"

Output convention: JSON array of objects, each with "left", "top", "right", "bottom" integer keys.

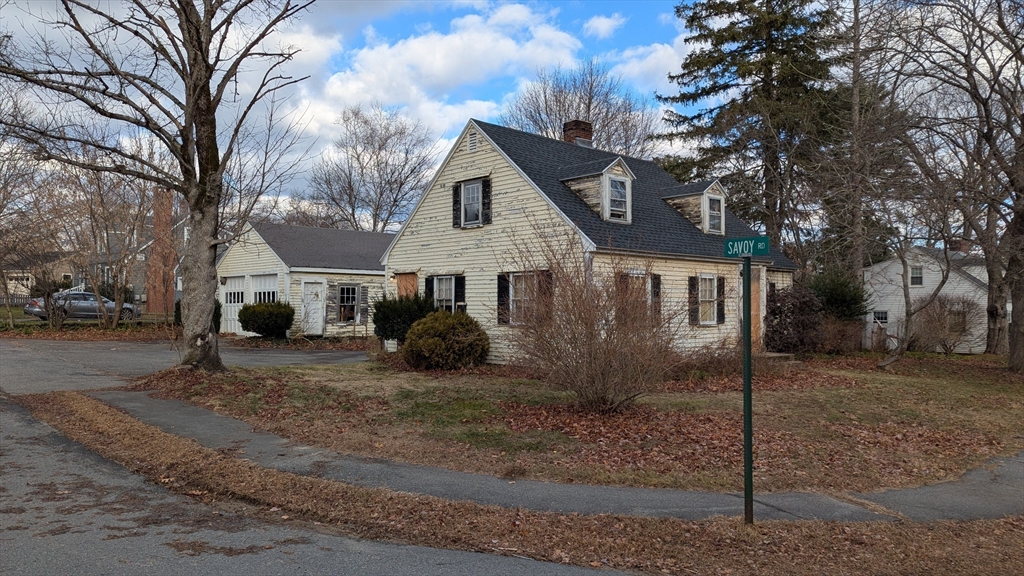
[
  {"left": 253, "top": 222, "right": 394, "bottom": 271},
  {"left": 473, "top": 120, "right": 796, "bottom": 269}
]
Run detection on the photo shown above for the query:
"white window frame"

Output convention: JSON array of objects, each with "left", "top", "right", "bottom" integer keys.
[
  {"left": 509, "top": 272, "right": 535, "bottom": 325},
  {"left": 910, "top": 266, "right": 923, "bottom": 286},
  {"left": 705, "top": 194, "right": 724, "bottom": 234},
  {"left": 461, "top": 180, "right": 483, "bottom": 227},
  {"left": 434, "top": 275, "right": 455, "bottom": 312},
  {"left": 338, "top": 285, "right": 359, "bottom": 324},
  {"left": 873, "top": 310, "right": 888, "bottom": 325},
  {"left": 699, "top": 274, "right": 718, "bottom": 325},
  {"left": 602, "top": 175, "right": 631, "bottom": 223}
]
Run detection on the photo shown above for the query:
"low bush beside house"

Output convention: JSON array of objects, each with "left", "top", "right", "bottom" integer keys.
[
  {"left": 402, "top": 311, "right": 489, "bottom": 370},
  {"left": 372, "top": 293, "right": 437, "bottom": 344},
  {"left": 237, "top": 301, "right": 295, "bottom": 339},
  {"left": 764, "top": 285, "right": 824, "bottom": 354}
]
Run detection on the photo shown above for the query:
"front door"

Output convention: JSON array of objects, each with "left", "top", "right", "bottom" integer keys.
[{"left": 301, "top": 281, "right": 325, "bottom": 336}]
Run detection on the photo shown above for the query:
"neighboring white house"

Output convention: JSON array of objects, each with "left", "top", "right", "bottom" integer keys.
[
  {"left": 381, "top": 119, "right": 797, "bottom": 363},
  {"left": 216, "top": 222, "right": 394, "bottom": 337},
  {"left": 863, "top": 246, "right": 1008, "bottom": 353}
]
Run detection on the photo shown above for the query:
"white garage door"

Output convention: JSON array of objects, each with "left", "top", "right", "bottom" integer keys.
[
  {"left": 252, "top": 274, "right": 278, "bottom": 303},
  {"left": 221, "top": 276, "right": 246, "bottom": 334}
]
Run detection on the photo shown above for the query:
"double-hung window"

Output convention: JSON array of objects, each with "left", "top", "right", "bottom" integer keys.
[
  {"left": 873, "top": 310, "right": 888, "bottom": 325},
  {"left": 453, "top": 178, "right": 490, "bottom": 228},
  {"left": 434, "top": 275, "right": 455, "bottom": 312},
  {"left": 609, "top": 178, "right": 628, "bottom": 221},
  {"left": 707, "top": 195, "right": 724, "bottom": 234},
  {"left": 699, "top": 275, "right": 718, "bottom": 324},
  {"left": 462, "top": 181, "right": 482, "bottom": 226},
  {"left": 498, "top": 270, "right": 552, "bottom": 325},
  {"left": 339, "top": 285, "right": 358, "bottom": 323},
  {"left": 910, "top": 266, "right": 923, "bottom": 286}
]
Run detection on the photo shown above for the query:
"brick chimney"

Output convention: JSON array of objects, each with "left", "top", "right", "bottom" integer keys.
[
  {"left": 145, "top": 187, "right": 177, "bottom": 318},
  {"left": 562, "top": 120, "right": 593, "bottom": 147}
]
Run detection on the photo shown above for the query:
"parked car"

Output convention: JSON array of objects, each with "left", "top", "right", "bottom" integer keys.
[{"left": 23, "top": 292, "right": 140, "bottom": 321}]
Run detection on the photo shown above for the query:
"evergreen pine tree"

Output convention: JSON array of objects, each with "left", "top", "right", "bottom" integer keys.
[{"left": 658, "top": 0, "right": 836, "bottom": 246}]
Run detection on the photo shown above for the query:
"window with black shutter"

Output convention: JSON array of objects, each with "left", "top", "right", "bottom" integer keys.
[{"left": 452, "top": 178, "right": 491, "bottom": 228}]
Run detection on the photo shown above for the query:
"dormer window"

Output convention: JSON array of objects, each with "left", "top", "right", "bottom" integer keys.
[
  {"left": 706, "top": 195, "right": 724, "bottom": 234},
  {"left": 609, "top": 178, "right": 627, "bottom": 221},
  {"left": 603, "top": 175, "right": 631, "bottom": 223}
]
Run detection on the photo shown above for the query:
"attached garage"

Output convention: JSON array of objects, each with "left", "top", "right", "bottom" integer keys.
[{"left": 216, "top": 222, "right": 393, "bottom": 338}]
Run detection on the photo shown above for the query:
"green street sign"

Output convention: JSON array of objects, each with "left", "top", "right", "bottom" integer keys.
[{"left": 724, "top": 236, "right": 770, "bottom": 258}]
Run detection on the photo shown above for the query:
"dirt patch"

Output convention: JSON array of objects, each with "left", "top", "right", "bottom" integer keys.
[
  {"left": 165, "top": 539, "right": 266, "bottom": 556},
  {"left": 16, "top": 391, "right": 1024, "bottom": 575},
  {"left": 662, "top": 368, "right": 859, "bottom": 393}
]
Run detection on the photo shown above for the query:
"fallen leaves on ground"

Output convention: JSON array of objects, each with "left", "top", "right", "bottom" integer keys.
[
  {"left": 16, "top": 391, "right": 1024, "bottom": 576},
  {"left": 662, "top": 369, "right": 859, "bottom": 393},
  {"left": 500, "top": 402, "right": 794, "bottom": 477},
  {"left": 0, "top": 323, "right": 181, "bottom": 341}
]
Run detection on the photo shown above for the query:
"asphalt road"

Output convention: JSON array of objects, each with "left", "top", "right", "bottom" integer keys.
[
  {"left": 0, "top": 339, "right": 369, "bottom": 395},
  {"left": 0, "top": 338, "right": 609, "bottom": 576}
]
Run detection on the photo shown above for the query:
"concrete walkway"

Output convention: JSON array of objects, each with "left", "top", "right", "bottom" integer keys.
[{"left": 88, "top": 390, "right": 1024, "bottom": 523}]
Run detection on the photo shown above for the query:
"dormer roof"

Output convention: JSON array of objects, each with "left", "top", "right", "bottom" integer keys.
[{"left": 557, "top": 157, "right": 636, "bottom": 182}]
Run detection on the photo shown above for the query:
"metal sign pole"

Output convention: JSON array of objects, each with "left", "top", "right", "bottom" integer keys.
[{"left": 743, "top": 255, "right": 753, "bottom": 524}]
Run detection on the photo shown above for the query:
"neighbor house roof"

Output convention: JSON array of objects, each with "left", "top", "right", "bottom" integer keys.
[
  {"left": 472, "top": 120, "right": 796, "bottom": 269},
  {"left": 253, "top": 222, "right": 394, "bottom": 272}
]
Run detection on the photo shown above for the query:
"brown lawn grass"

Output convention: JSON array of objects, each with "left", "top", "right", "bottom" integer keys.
[
  {"left": 130, "top": 353, "right": 1024, "bottom": 494},
  {"left": 17, "top": 391, "right": 1024, "bottom": 576}
]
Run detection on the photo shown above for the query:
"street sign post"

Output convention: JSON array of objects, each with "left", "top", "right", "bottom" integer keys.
[{"left": 724, "top": 236, "right": 768, "bottom": 524}]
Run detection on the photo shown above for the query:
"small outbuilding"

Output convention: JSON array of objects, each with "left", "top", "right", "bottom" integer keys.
[{"left": 216, "top": 222, "right": 394, "bottom": 338}]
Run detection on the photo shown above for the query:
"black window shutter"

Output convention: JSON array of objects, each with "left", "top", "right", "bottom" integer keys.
[
  {"left": 481, "top": 178, "right": 492, "bottom": 224},
  {"left": 424, "top": 276, "right": 434, "bottom": 302},
  {"left": 688, "top": 276, "right": 699, "bottom": 325},
  {"left": 359, "top": 286, "right": 369, "bottom": 325},
  {"left": 455, "top": 275, "right": 466, "bottom": 313},
  {"left": 651, "top": 274, "right": 662, "bottom": 319},
  {"left": 539, "top": 270, "right": 554, "bottom": 300},
  {"left": 452, "top": 184, "right": 461, "bottom": 227},
  {"left": 717, "top": 275, "right": 726, "bottom": 324},
  {"left": 497, "top": 274, "right": 509, "bottom": 325}
]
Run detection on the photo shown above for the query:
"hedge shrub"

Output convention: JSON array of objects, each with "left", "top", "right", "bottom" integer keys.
[
  {"left": 237, "top": 301, "right": 295, "bottom": 338},
  {"left": 808, "top": 270, "right": 869, "bottom": 321},
  {"left": 402, "top": 311, "right": 489, "bottom": 370},
  {"left": 174, "top": 299, "right": 222, "bottom": 332},
  {"left": 372, "top": 293, "right": 437, "bottom": 344},
  {"left": 764, "top": 285, "right": 824, "bottom": 354}
]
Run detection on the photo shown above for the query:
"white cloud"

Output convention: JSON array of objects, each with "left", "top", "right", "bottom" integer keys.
[
  {"left": 318, "top": 4, "right": 581, "bottom": 135},
  {"left": 582, "top": 13, "right": 627, "bottom": 40},
  {"left": 608, "top": 34, "right": 693, "bottom": 95}
]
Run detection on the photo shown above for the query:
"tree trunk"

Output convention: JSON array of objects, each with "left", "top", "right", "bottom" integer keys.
[
  {"left": 1008, "top": 245, "right": 1024, "bottom": 373},
  {"left": 985, "top": 271, "right": 1009, "bottom": 355},
  {"left": 179, "top": 202, "right": 224, "bottom": 371}
]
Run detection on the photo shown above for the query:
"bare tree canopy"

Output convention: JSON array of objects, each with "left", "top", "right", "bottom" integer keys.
[
  {"left": 500, "top": 59, "right": 661, "bottom": 158},
  {"left": 0, "top": 0, "right": 313, "bottom": 370},
  {"left": 291, "top": 104, "right": 439, "bottom": 232}
]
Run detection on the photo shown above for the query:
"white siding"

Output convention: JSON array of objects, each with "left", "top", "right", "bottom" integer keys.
[
  {"left": 863, "top": 248, "right": 989, "bottom": 353},
  {"left": 386, "top": 123, "right": 793, "bottom": 362}
]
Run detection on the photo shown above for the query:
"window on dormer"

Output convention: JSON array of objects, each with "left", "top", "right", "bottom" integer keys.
[
  {"left": 602, "top": 175, "right": 631, "bottom": 223},
  {"left": 609, "top": 178, "right": 627, "bottom": 221},
  {"left": 707, "top": 196, "right": 723, "bottom": 234}
]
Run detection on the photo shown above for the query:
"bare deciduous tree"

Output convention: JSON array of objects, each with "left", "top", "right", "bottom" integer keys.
[
  {"left": 501, "top": 59, "right": 661, "bottom": 158},
  {"left": 292, "top": 103, "right": 438, "bottom": 232},
  {"left": 893, "top": 0, "right": 1022, "bottom": 368},
  {"left": 0, "top": 0, "right": 313, "bottom": 370}
]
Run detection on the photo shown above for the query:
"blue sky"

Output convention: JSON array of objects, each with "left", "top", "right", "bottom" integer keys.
[{"left": 286, "top": 1, "right": 691, "bottom": 150}]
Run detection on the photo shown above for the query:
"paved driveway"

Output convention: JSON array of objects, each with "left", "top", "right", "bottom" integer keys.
[{"left": 0, "top": 339, "right": 368, "bottom": 395}]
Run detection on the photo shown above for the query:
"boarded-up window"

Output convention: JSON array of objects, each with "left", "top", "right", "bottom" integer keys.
[{"left": 396, "top": 273, "right": 417, "bottom": 297}]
